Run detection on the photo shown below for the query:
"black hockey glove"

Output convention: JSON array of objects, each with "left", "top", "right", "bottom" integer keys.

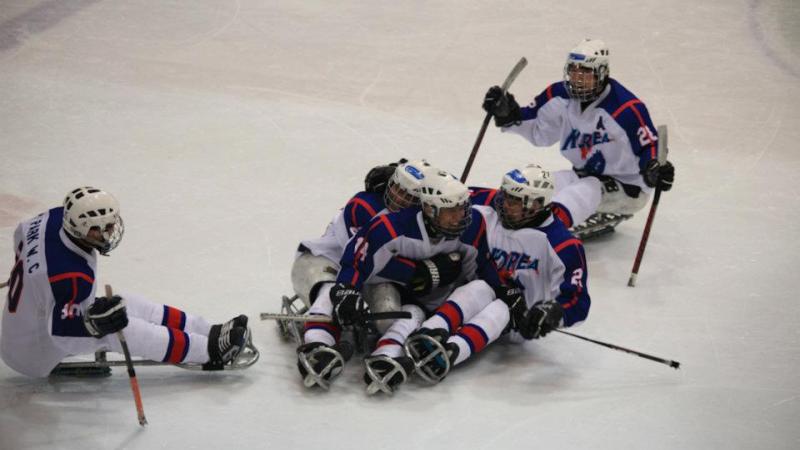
[
  {"left": 410, "top": 252, "right": 462, "bottom": 296},
  {"left": 482, "top": 85, "right": 522, "bottom": 127},
  {"left": 364, "top": 158, "right": 409, "bottom": 194},
  {"left": 519, "top": 300, "right": 564, "bottom": 340},
  {"left": 641, "top": 160, "right": 675, "bottom": 192},
  {"left": 84, "top": 295, "right": 128, "bottom": 338},
  {"left": 494, "top": 284, "right": 527, "bottom": 332},
  {"left": 330, "top": 283, "right": 367, "bottom": 326}
]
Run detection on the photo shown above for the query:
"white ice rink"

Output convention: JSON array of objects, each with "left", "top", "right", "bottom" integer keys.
[{"left": 1, "top": 0, "right": 799, "bottom": 448}]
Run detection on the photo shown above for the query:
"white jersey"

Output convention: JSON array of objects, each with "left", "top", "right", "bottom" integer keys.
[
  {"left": 475, "top": 205, "right": 563, "bottom": 306},
  {"left": 505, "top": 79, "right": 660, "bottom": 192},
  {"left": 2, "top": 208, "right": 98, "bottom": 377},
  {"left": 298, "top": 191, "right": 388, "bottom": 267}
]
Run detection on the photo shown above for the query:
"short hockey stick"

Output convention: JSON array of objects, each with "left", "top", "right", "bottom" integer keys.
[
  {"left": 260, "top": 311, "right": 412, "bottom": 322},
  {"left": 555, "top": 329, "right": 680, "bottom": 369},
  {"left": 460, "top": 57, "right": 528, "bottom": 183},
  {"left": 106, "top": 285, "right": 148, "bottom": 426},
  {"left": 628, "top": 124, "right": 670, "bottom": 287}
]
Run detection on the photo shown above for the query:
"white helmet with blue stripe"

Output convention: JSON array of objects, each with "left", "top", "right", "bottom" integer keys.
[
  {"left": 497, "top": 164, "right": 555, "bottom": 229},
  {"left": 384, "top": 159, "right": 431, "bottom": 212},
  {"left": 563, "top": 38, "right": 610, "bottom": 102}
]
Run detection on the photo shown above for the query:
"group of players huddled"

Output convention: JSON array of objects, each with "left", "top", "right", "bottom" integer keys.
[{"left": 1, "top": 39, "right": 673, "bottom": 394}]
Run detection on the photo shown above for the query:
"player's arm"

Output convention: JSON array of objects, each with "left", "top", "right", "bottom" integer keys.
[
  {"left": 342, "top": 192, "right": 382, "bottom": 238},
  {"left": 463, "top": 209, "right": 504, "bottom": 290},
  {"left": 613, "top": 100, "right": 659, "bottom": 171},
  {"left": 336, "top": 214, "right": 401, "bottom": 291},
  {"left": 49, "top": 272, "right": 97, "bottom": 338},
  {"left": 551, "top": 238, "right": 590, "bottom": 327}
]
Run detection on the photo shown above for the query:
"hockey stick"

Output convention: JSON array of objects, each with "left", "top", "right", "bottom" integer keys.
[
  {"left": 0, "top": 280, "right": 7, "bottom": 289},
  {"left": 260, "top": 311, "right": 412, "bottom": 322},
  {"left": 555, "top": 329, "right": 680, "bottom": 369},
  {"left": 460, "top": 57, "right": 528, "bottom": 183},
  {"left": 628, "top": 125, "right": 669, "bottom": 287},
  {"left": 106, "top": 285, "right": 148, "bottom": 426}
]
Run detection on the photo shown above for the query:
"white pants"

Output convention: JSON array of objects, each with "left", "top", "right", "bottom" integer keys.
[
  {"left": 1, "top": 293, "right": 213, "bottom": 377},
  {"left": 552, "top": 170, "right": 650, "bottom": 226}
]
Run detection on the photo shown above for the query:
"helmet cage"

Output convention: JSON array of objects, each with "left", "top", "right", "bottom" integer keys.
[
  {"left": 62, "top": 187, "right": 125, "bottom": 255},
  {"left": 563, "top": 39, "right": 610, "bottom": 102},
  {"left": 423, "top": 202, "right": 472, "bottom": 239},
  {"left": 384, "top": 160, "right": 429, "bottom": 212}
]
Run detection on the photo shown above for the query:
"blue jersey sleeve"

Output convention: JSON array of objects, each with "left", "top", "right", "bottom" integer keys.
[
  {"left": 605, "top": 81, "right": 659, "bottom": 171},
  {"left": 550, "top": 236, "right": 590, "bottom": 327},
  {"left": 461, "top": 209, "right": 503, "bottom": 289},
  {"left": 337, "top": 211, "right": 410, "bottom": 290},
  {"left": 469, "top": 187, "right": 498, "bottom": 207},
  {"left": 519, "top": 82, "right": 569, "bottom": 121},
  {"left": 342, "top": 191, "right": 384, "bottom": 238}
]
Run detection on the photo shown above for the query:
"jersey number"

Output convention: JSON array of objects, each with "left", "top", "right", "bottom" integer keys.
[
  {"left": 353, "top": 238, "right": 369, "bottom": 263},
  {"left": 7, "top": 243, "right": 24, "bottom": 313},
  {"left": 637, "top": 126, "right": 657, "bottom": 147},
  {"left": 570, "top": 268, "right": 583, "bottom": 288}
]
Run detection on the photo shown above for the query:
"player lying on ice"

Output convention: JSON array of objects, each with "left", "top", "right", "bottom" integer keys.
[
  {"left": 404, "top": 164, "right": 591, "bottom": 384},
  {"left": 482, "top": 38, "right": 674, "bottom": 240},
  {"left": 1, "top": 187, "right": 256, "bottom": 378}
]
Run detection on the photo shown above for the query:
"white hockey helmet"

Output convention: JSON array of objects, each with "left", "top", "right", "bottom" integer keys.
[
  {"left": 419, "top": 170, "right": 471, "bottom": 239},
  {"left": 563, "top": 38, "right": 610, "bottom": 102},
  {"left": 62, "top": 187, "right": 124, "bottom": 255},
  {"left": 384, "top": 159, "right": 431, "bottom": 212},
  {"left": 496, "top": 164, "right": 555, "bottom": 229}
]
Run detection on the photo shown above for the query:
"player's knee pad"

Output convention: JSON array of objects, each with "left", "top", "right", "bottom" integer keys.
[
  {"left": 362, "top": 283, "right": 402, "bottom": 334},
  {"left": 291, "top": 253, "right": 339, "bottom": 307},
  {"left": 597, "top": 183, "right": 649, "bottom": 215}
]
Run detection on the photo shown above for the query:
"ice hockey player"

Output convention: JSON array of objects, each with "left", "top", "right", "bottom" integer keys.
[
  {"left": 482, "top": 38, "right": 675, "bottom": 237},
  {"left": 406, "top": 165, "right": 590, "bottom": 382},
  {"left": 1, "top": 187, "right": 253, "bottom": 378},
  {"left": 293, "top": 160, "right": 435, "bottom": 389},
  {"left": 300, "top": 170, "right": 505, "bottom": 394}
]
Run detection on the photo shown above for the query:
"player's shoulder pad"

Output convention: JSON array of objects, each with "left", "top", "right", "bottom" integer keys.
[
  {"left": 346, "top": 191, "right": 385, "bottom": 216},
  {"left": 468, "top": 186, "right": 498, "bottom": 207},
  {"left": 520, "top": 82, "right": 569, "bottom": 120},
  {"left": 599, "top": 79, "right": 650, "bottom": 121},
  {"left": 365, "top": 207, "right": 421, "bottom": 244}
]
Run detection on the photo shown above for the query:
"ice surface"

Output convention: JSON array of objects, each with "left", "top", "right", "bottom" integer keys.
[{"left": 1, "top": 0, "right": 799, "bottom": 449}]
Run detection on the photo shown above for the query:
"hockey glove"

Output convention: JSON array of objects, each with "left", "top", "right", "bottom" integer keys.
[
  {"left": 410, "top": 252, "right": 462, "bottom": 296},
  {"left": 494, "top": 284, "right": 527, "bottom": 332},
  {"left": 330, "top": 283, "right": 366, "bottom": 326},
  {"left": 519, "top": 300, "right": 564, "bottom": 340},
  {"left": 84, "top": 295, "right": 128, "bottom": 338},
  {"left": 641, "top": 160, "right": 675, "bottom": 192},
  {"left": 482, "top": 85, "right": 522, "bottom": 127}
]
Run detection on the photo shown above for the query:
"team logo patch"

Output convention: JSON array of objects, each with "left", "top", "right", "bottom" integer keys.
[
  {"left": 506, "top": 169, "right": 528, "bottom": 184},
  {"left": 405, "top": 165, "right": 425, "bottom": 180}
]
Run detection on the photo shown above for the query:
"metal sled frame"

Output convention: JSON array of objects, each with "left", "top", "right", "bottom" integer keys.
[
  {"left": 403, "top": 333, "right": 452, "bottom": 384},
  {"left": 570, "top": 213, "right": 632, "bottom": 241},
  {"left": 363, "top": 355, "right": 410, "bottom": 396},
  {"left": 51, "top": 335, "right": 260, "bottom": 376}
]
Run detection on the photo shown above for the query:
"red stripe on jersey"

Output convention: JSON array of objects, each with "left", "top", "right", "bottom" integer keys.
[
  {"left": 471, "top": 216, "right": 486, "bottom": 248},
  {"left": 167, "top": 329, "right": 188, "bottom": 363},
  {"left": 395, "top": 257, "right": 416, "bottom": 268},
  {"left": 552, "top": 205, "right": 572, "bottom": 228},
  {"left": 546, "top": 84, "right": 554, "bottom": 100},
  {"left": 611, "top": 99, "right": 657, "bottom": 159},
  {"left": 485, "top": 189, "right": 498, "bottom": 206},
  {"left": 348, "top": 197, "right": 377, "bottom": 226},
  {"left": 553, "top": 238, "right": 582, "bottom": 254},
  {"left": 48, "top": 272, "right": 94, "bottom": 284},
  {"left": 458, "top": 324, "right": 488, "bottom": 353},
  {"left": 378, "top": 215, "right": 398, "bottom": 239},
  {"left": 48, "top": 272, "right": 95, "bottom": 319}
]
